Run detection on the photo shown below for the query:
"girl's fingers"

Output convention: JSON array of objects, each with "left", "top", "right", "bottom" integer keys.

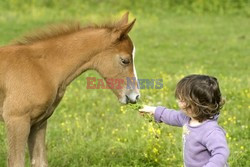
[
  {"left": 139, "top": 111, "right": 153, "bottom": 117},
  {"left": 139, "top": 106, "right": 156, "bottom": 113},
  {"left": 139, "top": 109, "right": 151, "bottom": 113}
]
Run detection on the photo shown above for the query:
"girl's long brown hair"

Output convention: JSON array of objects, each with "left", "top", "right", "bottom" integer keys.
[{"left": 175, "top": 74, "right": 225, "bottom": 122}]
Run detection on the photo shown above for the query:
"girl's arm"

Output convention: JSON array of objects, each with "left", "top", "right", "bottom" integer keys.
[
  {"left": 203, "top": 129, "right": 230, "bottom": 167},
  {"left": 139, "top": 106, "right": 189, "bottom": 127}
]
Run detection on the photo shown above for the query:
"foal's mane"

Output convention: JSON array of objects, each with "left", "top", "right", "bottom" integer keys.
[{"left": 14, "top": 21, "right": 117, "bottom": 45}]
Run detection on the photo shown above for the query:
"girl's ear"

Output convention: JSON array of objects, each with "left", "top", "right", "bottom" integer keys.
[{"left": 112, "top": 19, "right": 136, "bottom": 42}]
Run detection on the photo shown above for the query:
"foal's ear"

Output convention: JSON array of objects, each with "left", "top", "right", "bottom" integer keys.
[
  {"left": 120, "top": 19, "right": 136, "bottom": 36},
  {"left": 112, "top": 19, "right": 136, "bottom": 41},
  {"left": 116, "top": 12, "right": 129, "bottom": 27}
]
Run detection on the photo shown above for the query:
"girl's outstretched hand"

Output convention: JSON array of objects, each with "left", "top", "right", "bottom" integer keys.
[{"left": 139, "top": 105, "right": 157, "bottom": 115}]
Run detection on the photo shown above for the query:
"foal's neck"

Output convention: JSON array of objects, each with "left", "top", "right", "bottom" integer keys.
[{"left": 35, "top": 28, "right": 110, "bottom": 88}]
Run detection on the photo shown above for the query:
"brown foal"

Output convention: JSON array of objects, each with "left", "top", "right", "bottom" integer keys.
[{"left": 0, "top": 12, "right": 140, "bottom": 167}]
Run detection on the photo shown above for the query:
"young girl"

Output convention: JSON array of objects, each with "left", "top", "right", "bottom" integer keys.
[{"left": 139, "top": 74, "right": 229, "bottom": 167}]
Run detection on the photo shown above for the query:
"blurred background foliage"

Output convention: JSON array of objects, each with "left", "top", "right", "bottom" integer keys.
[{"left": 1, "top": 0, "right": 250, "bottom": 15}]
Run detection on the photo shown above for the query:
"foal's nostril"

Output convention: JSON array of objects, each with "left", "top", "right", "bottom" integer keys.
[
  {"left": 125, "top": 95, "right": 129, "bottom": 104},
  {"left": 136, "top": 95, "right": 140, "bottom": 101}
]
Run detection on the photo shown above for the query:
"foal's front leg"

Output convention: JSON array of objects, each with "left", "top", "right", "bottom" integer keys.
[
  {"left": 28, "top": 121, "right": 48, "bottom": 167},
  {"left": 3, "top": 114, "right": 30, "bottom": 167}
]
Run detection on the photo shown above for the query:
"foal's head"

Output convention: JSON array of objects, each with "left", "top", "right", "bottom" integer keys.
[{"left": 93, "top": 13, "right": 140, "bottom": 104}]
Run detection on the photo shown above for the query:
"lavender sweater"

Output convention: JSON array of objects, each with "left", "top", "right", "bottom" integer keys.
[{"left": 154, "top": 106, "right": 230, "bottom": 167}]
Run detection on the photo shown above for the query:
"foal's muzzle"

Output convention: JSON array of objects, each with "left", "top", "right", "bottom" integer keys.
[{"left": 125, "top": 94, "right": 140, "bottom": 104}]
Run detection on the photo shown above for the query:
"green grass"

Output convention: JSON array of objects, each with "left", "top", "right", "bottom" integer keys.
[{"left": 0, "top": 1, "right": 250, "bottom": 167}]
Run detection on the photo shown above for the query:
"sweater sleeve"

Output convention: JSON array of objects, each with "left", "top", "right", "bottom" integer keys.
[
  {"left": 203, "top": 129, "right": 230, "bottom": 167},
  {"left": 154, "top": 106, "right": 189, "bottom": 127}
]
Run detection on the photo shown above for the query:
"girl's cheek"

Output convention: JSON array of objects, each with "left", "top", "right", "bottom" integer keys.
[{"left": 178, "top": 101, "right": 186, "bottom": 109}]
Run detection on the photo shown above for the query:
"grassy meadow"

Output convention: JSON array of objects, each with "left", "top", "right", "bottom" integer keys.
[{"left": 0, "top": 1, "right": 250, "bottom": 166}]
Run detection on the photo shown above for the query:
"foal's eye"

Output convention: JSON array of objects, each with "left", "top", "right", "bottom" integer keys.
[{"left": 120, "top": 58, "right": 130, "bottom": 65}]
